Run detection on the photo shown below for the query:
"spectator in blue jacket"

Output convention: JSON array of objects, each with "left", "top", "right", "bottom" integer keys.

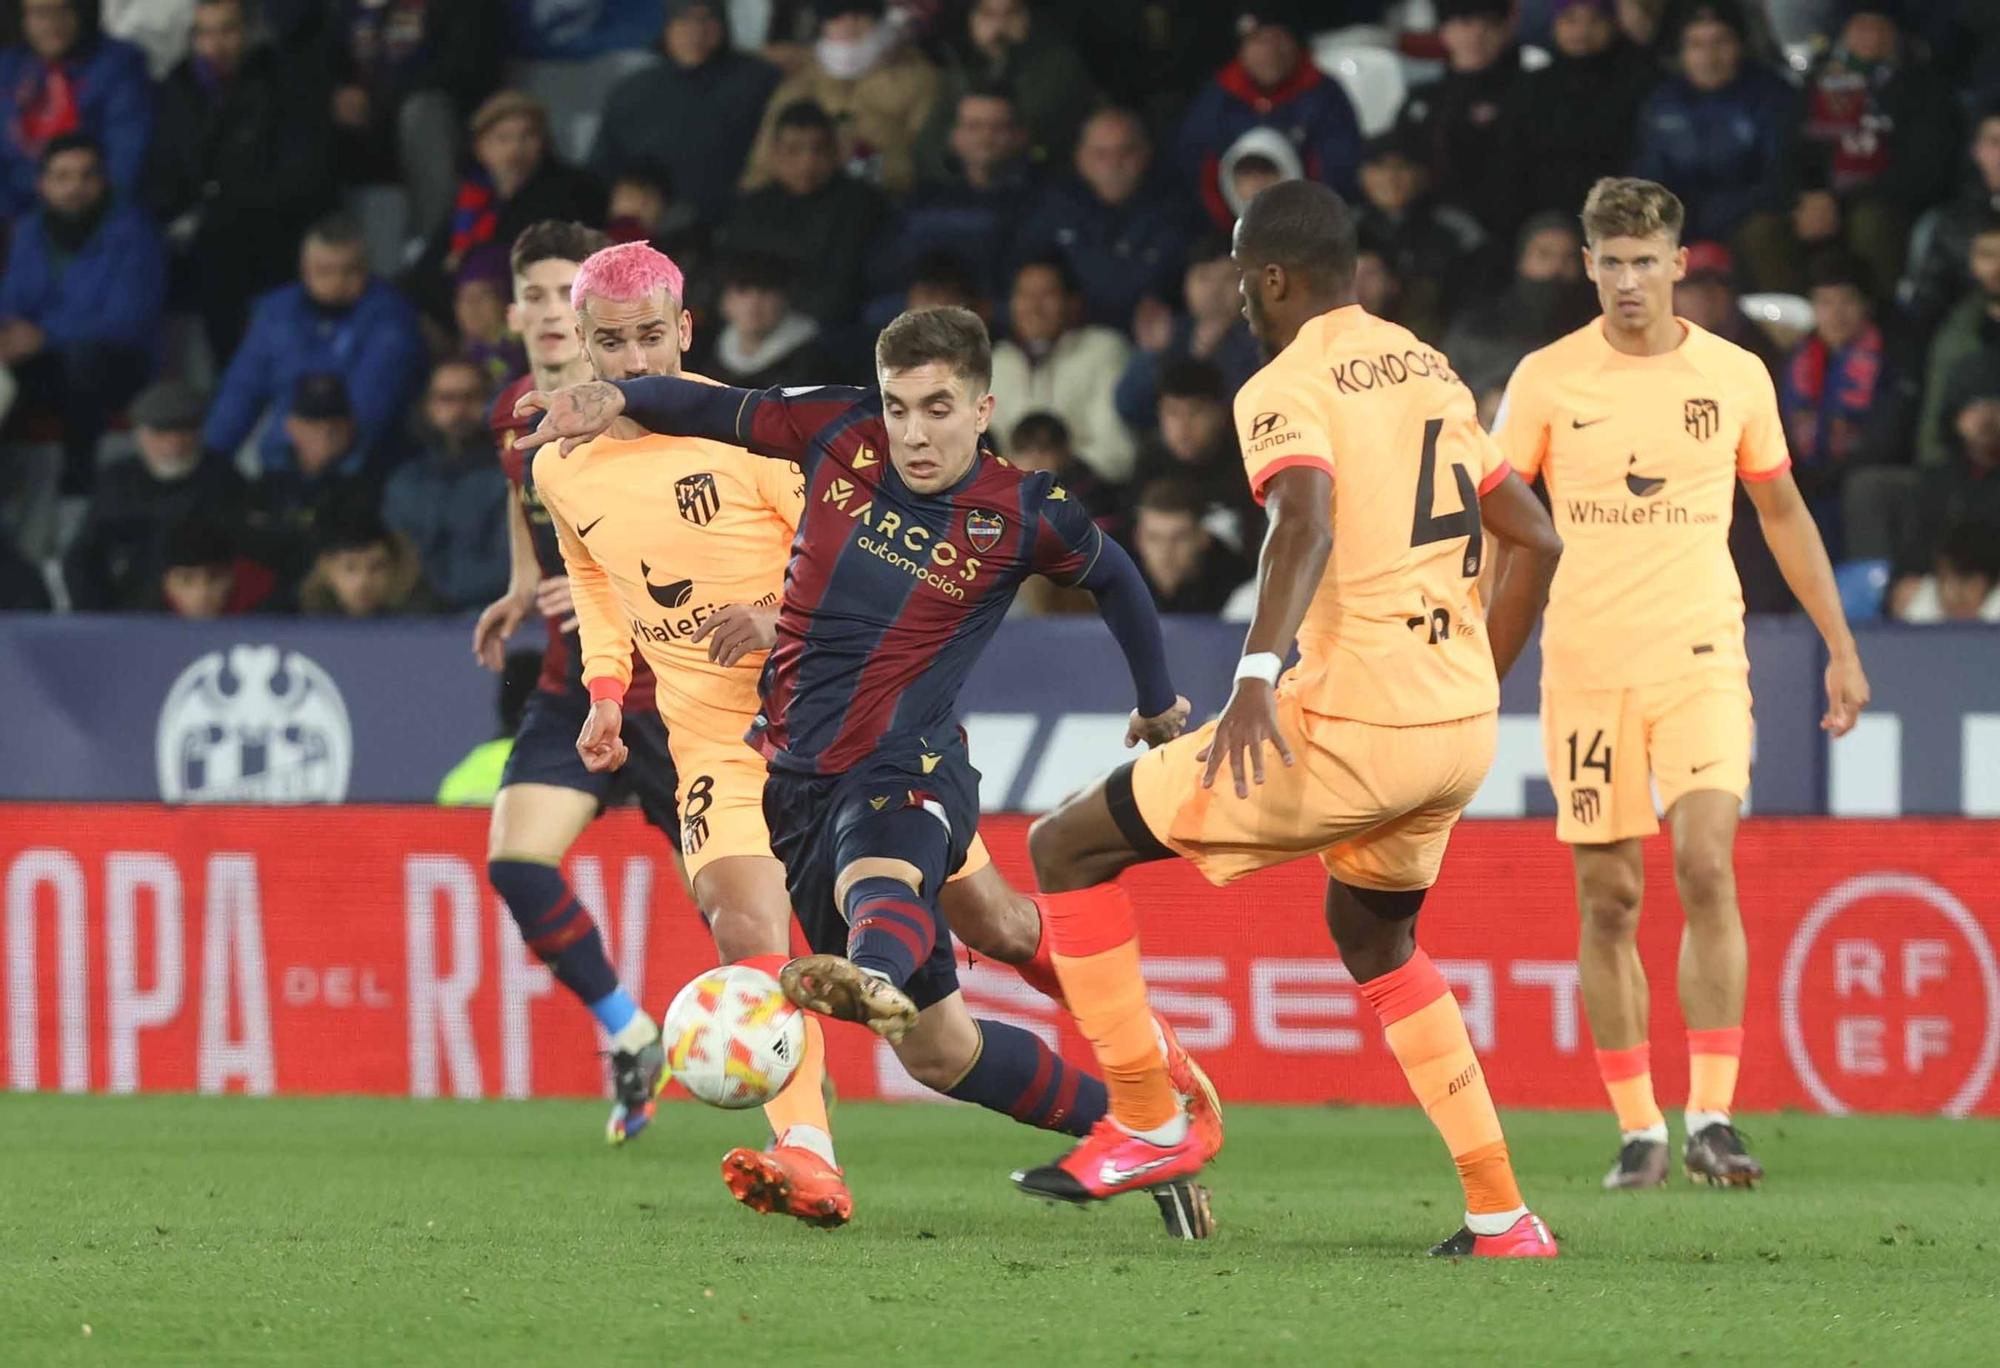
[
  {"left": 0, "top": 134, "right": 163, "bottom": 492},
  {"left": 204, "top": 213, "right": 427, "bottom": 475},
  {"left": 1012, "top": 107, "right": 1194, "bottom": 331},
  {"left": 1178, "top": 1, "right": 1363, "bottom": 230},
  {"left": 382, "top": 358, "right": 507, "bottom": 611},
  {"left": 0, "top": 0, "right": 152, "bottom": 220},
  {"left": 1630, "top": 2, "right": 1796, "bottom": 274},
  {"left": 591, "top": 0, "right": 778, "bottom": 227},
  {"left": 868, "top": 83, "right": 1037, "bottom": 311}
]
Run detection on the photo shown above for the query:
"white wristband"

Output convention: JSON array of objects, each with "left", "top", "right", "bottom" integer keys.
[{"left": 1234, "top": 652, "right": 1282, "bottom": 686}]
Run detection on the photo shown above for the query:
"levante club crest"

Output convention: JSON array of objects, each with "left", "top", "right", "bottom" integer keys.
[{"left": 966, "top": 509, "right": 1004, "bottom": 552}]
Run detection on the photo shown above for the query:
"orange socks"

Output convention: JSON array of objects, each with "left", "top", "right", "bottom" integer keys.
[
  {"left": 1359, "top": 949, "right": 1523, "bottom": 1218},
  {"left": 1594, "top": 1042, "right": 1668, "bottom": 1139},
  {"left": 741, "top": 954, "right": 833, "bottom": 1163},
  {"left": 1041, "top": 883, "right": 1178, "bottom": 1132},
  {"left": 1686, "top": 1025, "right": 1744, "bottom": 1130}
]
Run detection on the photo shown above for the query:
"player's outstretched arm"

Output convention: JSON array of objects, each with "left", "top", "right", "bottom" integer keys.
[
  {"left": 1071, "top": 535, "right": 1187, "bottom": 747},
  {"left": 1200, "top": 465, "right": 1334, "bottom": 797},
  {"left": 1743, "top": 469, "right": 1870, "bottom": 735},
  {"left": 1477, "top": 470, "right": 1563, "bottom": 682}
]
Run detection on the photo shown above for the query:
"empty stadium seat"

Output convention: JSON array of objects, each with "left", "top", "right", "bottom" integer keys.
[
  {"left": 516, "top": 52, "right": 662, "bottom": 167},
  {"left": 343, "top": 184, "right": 414, "bottom": 278},
  {"left": 1836, "top": 558, "right": 1891, "bottom": 622},
  {"left": 1312, "top": 39, "right": 1408, "bottom": 138},
  {"left": 1741, "top": 292, "right": 1815, "bottom": 349}
]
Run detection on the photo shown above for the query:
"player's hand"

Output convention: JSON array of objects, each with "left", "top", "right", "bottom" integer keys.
[
  {"left": 535, "top": 575, "right": 579, "bottom": 634},
  {"left": 514, "top": 380, "right": 625, "bottom": 457},
  {"left": 1822, "top": 649, "right": 1870, "bottom": 738},
  {"left": 1197, "top": 680, "right": 1294, "bottom": 798},
  {"left": 1126, "top": 694, "right": 1191, "bottom": 749},
  {"left": 472, "top": 589, "right": 532, "bottom": 671},
  {"left": 576, "top": 698, "right": 629, "bottom": 773},
  {"left": 691, "top": 603, "right": 778, "bottom": 667}
]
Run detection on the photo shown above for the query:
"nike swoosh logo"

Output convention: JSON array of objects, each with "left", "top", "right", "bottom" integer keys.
[
  {"left": 1571, "top": 416, "right": 1609, "bottom": 429},
  {"left": 1692, "top": 760, "right": 1722, "bottom": 773},
  {"left": 1099, "top": 1155, "right": 1174, "bottom": 1188},
  {"left": 578, "top": 516, "right": 604, "bottom": 537}
]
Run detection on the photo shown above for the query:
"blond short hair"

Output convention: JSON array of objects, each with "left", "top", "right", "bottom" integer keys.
[{"left": 1579, "top": 177, "right": 1685, "bottom": 247}]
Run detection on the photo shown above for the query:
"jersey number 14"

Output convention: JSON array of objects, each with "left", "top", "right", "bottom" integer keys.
[{"left": 1410, "top": 417, "right": 1483, "bottom": 578}]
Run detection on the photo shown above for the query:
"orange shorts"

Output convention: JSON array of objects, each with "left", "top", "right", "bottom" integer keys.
[
  {"left": 664, "top": 705, "right": 991, "bottom": 882},
  {"left": 1540, "top": 671, "right": 1753, "bottom": 844},
  {"left": 1128, "top": 692, "right": 1497, "bottom": 891}
]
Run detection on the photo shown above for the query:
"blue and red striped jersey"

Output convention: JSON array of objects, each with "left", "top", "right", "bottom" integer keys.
[{"left": 619, "top": 379, "right": 1114, "bottom": 775}]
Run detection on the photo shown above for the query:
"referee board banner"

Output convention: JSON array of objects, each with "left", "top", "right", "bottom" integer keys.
[{"left": 2, "top": 807, "right": 1993, "bottom": 1117}]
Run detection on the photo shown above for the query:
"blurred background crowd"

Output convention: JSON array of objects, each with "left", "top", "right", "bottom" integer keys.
[{"left": 0, "top": 0, "right": 1995, "bottom": 630}]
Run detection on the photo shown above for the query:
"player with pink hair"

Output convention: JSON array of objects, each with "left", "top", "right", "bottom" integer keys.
[{"left": 526, "top": 241, "right": 1215, "bottom": 1238}]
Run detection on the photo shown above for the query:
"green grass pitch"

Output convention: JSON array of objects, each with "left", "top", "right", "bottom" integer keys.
[{"left": 3, "top": 1097, "right": 1997, "bottom": 1366}]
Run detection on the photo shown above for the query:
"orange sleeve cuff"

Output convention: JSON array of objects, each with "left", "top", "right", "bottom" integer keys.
[
  {"left": 1477, "top": 462, "right": 1510, "bottom": 495},
  {"left": 587, "top": 677, "right": 627, "bottom": 706},
  {"left": 1738, "top": 457, "right": 1792, "bottom": 483},
  {"left": 1249, "top": 455, "right": 1335, "bottom": 505}
]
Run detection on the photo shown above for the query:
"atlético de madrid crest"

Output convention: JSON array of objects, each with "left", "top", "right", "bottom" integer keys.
[{"left": 966, "top": 509, "right": 1004, "bottom": 552}]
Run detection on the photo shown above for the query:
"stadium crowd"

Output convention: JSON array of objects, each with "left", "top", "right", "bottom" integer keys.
[{"left": 0, "top": 0, "right": 1995, "bottom": 626}]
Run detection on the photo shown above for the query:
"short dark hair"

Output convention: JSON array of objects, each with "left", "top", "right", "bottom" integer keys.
[
  {"left": 875, "top": 307, "right": 993, "bottom": 391},
  {"left": 305, "top": 211, "right": 366, "bottom": 253},
  {"left": 38, "top": 132, "right": 101, "bottom": 172},
  {"left": 1970, "top": 208, "right": 2000, "bottom": 244},
  {"left": 610, "top": 165, "right": 673, "bottom": 199},
  {"left": 1159, "top": 358, "right": 1225, "bottom": 404},
  {"left": 1134, "top": 476, "right": 1207, "bottom": 522},
  {"left": 1939, "top": 520, "right": 2000, "bottom": 581},
  {"left": 1233, "top": 152, "right": 1282, "bottom": 178},
  {"left": 510, "top": 220, "right": 610, "bottom": 278},
  {"left": 959, "top": 80, "right": 1017, "bottom": 112},
  {"left": 160, "top": 514, "right": 234, "bottom": 573},
  {"left": 1187, "top": 231, "right": 1234, "bottom": 267},
  {"left": 315, "top": 506, "right": 394, "bottom": 559},
  {"left": 1014, "top": 251, "right": 1079, "bottom": 296},
  {"left": 774, "top": 100, "right": 836, "bottom": 139},
  {"left": 1807, "top": 248, "right": 1874, "bottom": 300},
  {"left": 908, "top": 249, "right": 980, "bottom": 302},
  {"left": 1010, "top": 411, "right": 1071, "bottom": 454},
  {"left": 721, "top": 251, "right": 794, "bottom": 294},
  {"left": 1234, "top": 180, "right": 1358, "bottom": 291}
]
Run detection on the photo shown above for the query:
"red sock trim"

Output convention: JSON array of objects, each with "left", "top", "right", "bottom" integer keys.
[
  {"left": 1357, "top": 948, "right": 1449, "bottom": 1025},
  {"left": 1688, "top": 1026, "right": 1744, "bottom": 1058},
  {"left": 1009, "top": 897, "right": 1069, "bottom": 1004},
  {"left": 1041, "top": 884, "right": 1137, "bottom": 958},
  {"left": 1594, "top": 1042, "right": 1652, "bottom": 1082}
]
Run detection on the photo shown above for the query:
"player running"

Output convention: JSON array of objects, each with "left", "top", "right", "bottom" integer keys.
[
  {"left": 1022, "top": 181, "right": 1566, "bottom": 1257},
  {"left": 529, "top": 245, "right": 1212, "bottom": 1236},
  {"left": 516, "top": 304, "right": 1223, "bottom": 1193},
  {"left": 1492, "top": 178, "right": 1869, "bottom": 1191},
  {"left": 470, "top": 221, "right": 683, "bottom": 1146}
]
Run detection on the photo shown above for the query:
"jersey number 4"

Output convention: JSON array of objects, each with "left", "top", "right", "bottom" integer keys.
[{"left": 1410, "top": 417, "right": 1483, "bottom": 578}]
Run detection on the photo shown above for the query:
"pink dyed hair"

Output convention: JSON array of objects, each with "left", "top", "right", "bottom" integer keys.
[{"left": 570, "top": 241, "right": 686, "bottom": 318}]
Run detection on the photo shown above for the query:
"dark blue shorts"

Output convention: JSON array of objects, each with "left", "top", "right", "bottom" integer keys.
[
  {"left": 500, "top": 686, "right": 682, "bottom": 845},
  {"left": 762, "top": 733, "right": 981, "bottom": 1012}
]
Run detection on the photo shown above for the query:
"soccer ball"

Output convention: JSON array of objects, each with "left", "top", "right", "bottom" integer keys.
[{"left": 660, "top": 964, "right": 806, "bottom": 1110}]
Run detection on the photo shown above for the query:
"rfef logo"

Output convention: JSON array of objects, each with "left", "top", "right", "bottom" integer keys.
[{"left": 1780, "top": 872, "right": 2000, "bottom": 1116}]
